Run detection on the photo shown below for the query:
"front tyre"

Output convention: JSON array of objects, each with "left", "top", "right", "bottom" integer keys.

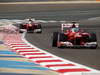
[{"left": 52, "top": 32, "right": 59, "bottom": 47}]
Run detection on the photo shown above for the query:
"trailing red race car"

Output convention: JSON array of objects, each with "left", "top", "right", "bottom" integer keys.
[
  {"left": 19, "top": 18, "right": 42, "bottom": 33},
  {"left": 52, "top": 22, "right": 98, "bottom": 49}
]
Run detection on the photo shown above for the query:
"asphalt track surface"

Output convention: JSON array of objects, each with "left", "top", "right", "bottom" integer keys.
[{"left": 0, "top": 3, "right": 100, "bottom": 71}]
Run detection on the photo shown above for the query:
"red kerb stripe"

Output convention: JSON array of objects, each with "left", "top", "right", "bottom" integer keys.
[
  {"left": 28, "top": 56, "right": 53, "bottom": 59},
  {"left": 10, "top": 44, "right": 27, "bottom": 45},
  {"left": 11, "top": 46, "right": 30, "bottom": 48},
  {"left": 18, "top": 50, "right": 40, "bottom": 53},
  {"left": 23, "top": 53, "right": 46, "bottom": 56},
  {"left": 46, "top": 64, "right": 75, "bottom": 67},
  {"left": 15, "top": 48, "right": 34, "bottom": 50},
  {"left": 56, "top": 68, "right": 90, "bottom": 73},
  {"left": 35, "top": 59, "right": 62, "bottom": 63}
]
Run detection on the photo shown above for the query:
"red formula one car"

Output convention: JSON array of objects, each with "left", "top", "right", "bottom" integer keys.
[
  {"left": 52, "top": 22, "right": 97, "bottom": 49},
  {"left": 19, "top": 19, "right": 42, "bottom": 33}
]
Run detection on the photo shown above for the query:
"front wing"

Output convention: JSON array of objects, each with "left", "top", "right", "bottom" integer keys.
[{"left": 57, "top": 41, "right": 97, "bottom": 48}]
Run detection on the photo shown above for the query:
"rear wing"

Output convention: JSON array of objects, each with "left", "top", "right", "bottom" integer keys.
[{"left": 61, "top": 23, "right": 79, "bottom": 32}]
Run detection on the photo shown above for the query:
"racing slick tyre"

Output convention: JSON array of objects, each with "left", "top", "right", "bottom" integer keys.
[
  {"left": 58, "top": 33, "right": 68, "bottom": 42},
  {"left": 36, "top": 24, "right": 42, "bottom": 33},
  {"left": 52, "top": 32, "right": 59, "bottom": 47},
  {"left": 20, "top": 24, "right": 25, "bottom": 29},
  {"left": 19, "top": 30, "right": 23, "bottom": 33},
  {"left": 89, "top": 33, "right": 97, "bottom": 42},
  {"left": 57, "top": 33, "right": 68, "bottom": 48},
  {"left": 37, "top": 24, "right": 42, "bottom": 29},
  {"left": 89, "top": 33, "right": 97, "bottom": 49}
]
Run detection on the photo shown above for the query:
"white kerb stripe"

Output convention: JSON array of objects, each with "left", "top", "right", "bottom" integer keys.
[
  {"left": 40, "top": 62, "right": 69, "bottom": 65},
  {"left": 25, "top": 54, "right": 51, "bottom": 58},
  {"left": 50, "top": 66, "right": 86, "bottom": 70},
  {"left": 16, "top": 49, "right": 37, "bottom": 52},
  {"left": 7, "top": 43, "right": 25, "bottom": 45},
  {"left": 30, "top": 57, "right": 60, "bottom": 61},
  {"left": 7, "top": 41, "right": 22, "bottom": 43},
  {"left": 63, "top": 72, "right": 100, "bottom": 75},
  {"left": 7, "top": 43, "right": 26, "bottom": 45},
  {"left": 11, "top": 47, "right": 32, "bottom": 49},
  {"left": 63, "top": 72, "right": 83, "bottom": 75},
  {"left": 10, "top": 45, "right": 29, "bottom": 47},
  {"left": 19, "top": 52, "right": 44, "bottom": 55}
]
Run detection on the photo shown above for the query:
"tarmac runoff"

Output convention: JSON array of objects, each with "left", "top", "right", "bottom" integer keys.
[
  {"left": 0, "top": 34, "right": 59, "bottom": 75},
  {"left": 0, "top": 1, "right": 100, "bottom": 4}
]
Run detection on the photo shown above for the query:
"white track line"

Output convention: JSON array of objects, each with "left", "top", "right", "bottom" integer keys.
[{"left": 0, "top": 1, "right": 100, "bottom": 5}]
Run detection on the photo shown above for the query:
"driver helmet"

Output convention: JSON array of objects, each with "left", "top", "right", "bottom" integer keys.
[
  {"left": 28, "top": 17, "right": 35, "bottom": 22},
  {"left": 71, "top": 22, "right": 76, "bottom": 28},
  {"left": 28, "top": 17, "right": 32, "bottom": 21}
]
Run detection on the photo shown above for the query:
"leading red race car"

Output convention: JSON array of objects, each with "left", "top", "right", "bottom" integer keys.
[{"left": 52, "top": 22, "right": 97, "bottom": 49}]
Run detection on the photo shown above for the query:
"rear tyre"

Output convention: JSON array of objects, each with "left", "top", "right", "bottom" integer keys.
[
  {"left": 37, "top": 24, "right": 42, "bottom": 29},
  {"left": 89, "top": 33, "right": 97, "bottom": 49},
  {"left": 89, "top": 33, "right": 97, "bottom": 42},
  {"left": 52, "top": 32, "right": 59, "bottom": 47},
  {"left": 36, "top": 24, "right": 42, "bottom": 33},
  {"left": 19, "top": 30, "right": 23, "bottom": 33},
  {"left": 20, "top": 24, "right": 25, "bottom": 29}
]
